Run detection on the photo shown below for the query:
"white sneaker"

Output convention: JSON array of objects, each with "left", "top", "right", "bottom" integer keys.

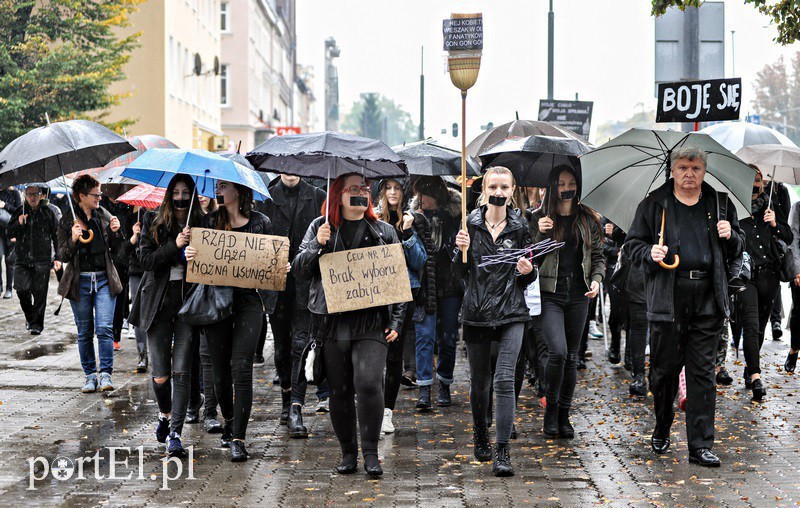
[
  {"left": 315, "top": 398, "right": 329, "bottom": 413},
  {"left": 588, "top": 320, "right": 604, "bottom": 339},
  {"left": 381, "top": 408, "right": 395, "bottom": 434}
]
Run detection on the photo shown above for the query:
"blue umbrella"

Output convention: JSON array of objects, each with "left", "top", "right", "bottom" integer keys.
[{"left": 122, "top": 148, "right": 271, "bottom": 201}]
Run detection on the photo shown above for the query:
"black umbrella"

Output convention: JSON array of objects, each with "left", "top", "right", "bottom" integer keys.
[
  {"left": 394, "top": 140, "right": 480, "bottom": 177},
  {"left": 0, "top": 117, "right": 134, "bottom": 240},
  {"left": 247, "top": 131, "right": 407, "bottom": 219},
  {"left": 479, "top": 135, "right": 590, "bottom": 187}
]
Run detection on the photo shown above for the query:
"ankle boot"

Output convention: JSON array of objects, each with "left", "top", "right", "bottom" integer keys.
[
  {"left": 629, "top": 373, "right": 647, "bottom": 396},
  {"left": 220, "top": 420, "right": 233, "bottom": 448},
  {"left": 492, "top": 443, "right": 514, "bottom": 477},
  {"left": 230, "top": 440, "right": 248, "bottom": 462},
  {"left": 415, "top": 385, "right": 432, "bottom": 411},
  {"left": 558, "top": 408, "right": 574, "bottom": 438},
  {"left": 279, "top": 390, "right": 291, "bottom": 425},
  {"left": 608, "top": 335, "right": 621, "bottom": 364},
  {"left": 436, "top": 383, "right": 451, "bottom": 407},
  {"left": 287, "top": 403, "right": 308, "bottom": 438},
  {"left": 751, "top": 378, "right": 767, "bottom": 401},
  {"left": 785, "top": 351, "right": 798, "bottom": 373},
  {"left": 336, "top": 450, "right": 358, "bottom": 474},
  {"left": 364, "top": 454, "right": 383, "bottom": 476},
  {"left": 543, "top": 403, "right": 559, "bottom": 437},
  {"left": 473, "top": 424, "right": 492, "bottom": 462}
]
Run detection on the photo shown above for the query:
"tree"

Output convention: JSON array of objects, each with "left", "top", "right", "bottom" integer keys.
[
  {"left": 752, "top": 52, "right": 800, "bottom": 145},
  {"left": 0, "top": 0, "right": 143, "bottom": 149},
  {"left": 341, "top": 93, "right": 419, "bottom": 146},
  {"left": 652, "top": 1, "right": 800, "bottom": 45},
  {"left": 594, "top": 106, "right": 658, "bottom": 144},
  {"left": 360, "top": 93, "right": 383, "bottom": 141}
]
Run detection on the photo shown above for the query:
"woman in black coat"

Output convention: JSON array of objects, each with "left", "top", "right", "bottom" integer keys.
[
  {"left": 129, "top": 175, "right": 203, "bottom": 458},
  {"left": 453, "top": 167, "right": 536, "bottom": 477},
  {"left": 293, "top": 173, "right": 406, "bottom": 477}
]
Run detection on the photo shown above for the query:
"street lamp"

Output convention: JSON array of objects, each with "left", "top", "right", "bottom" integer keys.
[{"left": 325, "top": 37, "right": 341, "bottom": 132}]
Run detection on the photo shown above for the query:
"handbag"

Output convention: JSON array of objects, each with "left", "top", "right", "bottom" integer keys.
[
  {"left": 717, "top": 192, "right": 751, "bottom": 293},
  {"left": 771, "top": 237, "right": 796, "bottom": 283},
  {"left": 177, "top": 284, "right": 234, "bottom": 325}
]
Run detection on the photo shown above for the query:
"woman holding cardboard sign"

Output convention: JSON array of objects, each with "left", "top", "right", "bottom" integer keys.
[
  {"left": 294, "top": 173, "right": 407, "bottom": 477},
  {"left": 185, "top": 180, "right": 283, "bottom": 463},
  {"left": 129, "top": 174, "right": 203, "bottom": 459},
  {"left": 453, "top": 167, "right": 536, "bottom": 477}
]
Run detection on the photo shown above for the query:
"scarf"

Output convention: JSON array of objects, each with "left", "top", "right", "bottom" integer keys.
[{"left": 751, "top": 190, "right": 768, "bottom": 215}]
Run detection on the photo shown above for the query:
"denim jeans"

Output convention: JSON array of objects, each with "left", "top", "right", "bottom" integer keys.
[
  {"left": 70, "top": 272, "right": 116, "bottom": 375},
  {"left": 414, "top": 296, "right": 461, "bottom": 386}
]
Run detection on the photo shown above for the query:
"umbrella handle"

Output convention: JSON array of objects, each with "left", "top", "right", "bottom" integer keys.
[
  {"left": 658, "top": 209, "right": 679, "bottom": 270},
  {"left": 76, "top": 220, "right": 94, "bottom": 244}
]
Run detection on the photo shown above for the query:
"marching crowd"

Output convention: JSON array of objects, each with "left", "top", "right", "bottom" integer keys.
[{"left": 4, "top": 146, "right": 799, "bottom": 477}]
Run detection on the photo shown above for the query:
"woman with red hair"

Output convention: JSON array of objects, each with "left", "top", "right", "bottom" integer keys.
[{"left": 293, "top": 173, "right": 407, "bottom": 477}]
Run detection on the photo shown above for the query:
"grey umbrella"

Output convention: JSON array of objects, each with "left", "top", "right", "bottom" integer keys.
[
  {"left": 479, "top": 135, "right": 591, "bottom": 187},
  {"left": 466, "top": 119, "right": 584, "bottom": 158},
  {"left": 218, "top": 151, "right": 276, "bottom": 188},
  {"left": 394, "top": 140, "right": 480, "bottom": 177},
  {"left": 580, "top": 128, "right": 757, "bottom": 232}
]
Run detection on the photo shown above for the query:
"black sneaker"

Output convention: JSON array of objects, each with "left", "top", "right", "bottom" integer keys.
[
  {"left": 785, "top": 352, "right": 798, "bottom": 373},
  {"left": 167, "top": 433, "right": 187, "bottom": 458},
  {"left": 772, "top": 323, "right": 783, "bottom": 341},
  {"left": 492, "top": 443, "right": 514, "bottom": 477},
  {"left": 156, "top": 416, "right": 170, "bottom": 444}
]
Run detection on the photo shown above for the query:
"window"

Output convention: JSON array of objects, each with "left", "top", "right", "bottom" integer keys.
[
  {"left": 220, "top": 2, "right": 229, "bottom": 32},
  {"left": 220, "top": 64, "right": 229, "bottom": 106},
  {"left": 168, "top": 37, "right": 175, "bottom": 95}
]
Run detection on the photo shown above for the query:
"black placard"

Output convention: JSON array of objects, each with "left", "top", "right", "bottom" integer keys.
[
  {"left": 656, "top": 78, "right": 742, "bottom": 123},
  {"left": 443, "top": 17, "right": 483, "bottom": 51},
  {"left": 538, "top": 100, "right": 593, "bottom": 139}
]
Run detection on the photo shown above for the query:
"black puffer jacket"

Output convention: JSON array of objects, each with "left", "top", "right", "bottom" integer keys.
[
  {"left": 293, "top": 216, "right": 407, "bottom": 336},
  {"left": 6, "top": 201, "right": 59, "bottom": 264},
  {"left": 453, "top": 206, "right": 536, "bottom": 328}
]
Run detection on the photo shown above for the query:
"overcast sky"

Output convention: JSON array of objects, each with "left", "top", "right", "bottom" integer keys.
[{"left": 296, "top": 0, "right": 800, "bottom": 146}]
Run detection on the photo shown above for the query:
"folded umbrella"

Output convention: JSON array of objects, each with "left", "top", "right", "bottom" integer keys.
[
  {"left": 580, "top": 128, "right": 757, "bottom": 232},
  {"left": 479, "top": 135, "right": 591, "bottom": 187},
  {"left": 394, "top": 140, "right": 480, "bottom": 177},
  {"left": 117, "top": 184, "right": 165, "bottom": 210}
]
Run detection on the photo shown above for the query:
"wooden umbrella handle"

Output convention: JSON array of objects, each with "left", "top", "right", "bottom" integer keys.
[
  {"left": 76, "top": 220, "right": 94, "bottom": 244},
  {"left": 658, "top": 210, "right": 679, "bottom": 270}
]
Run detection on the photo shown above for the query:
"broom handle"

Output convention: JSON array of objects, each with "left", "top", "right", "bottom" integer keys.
[{"left": 461, "top": 90, "right": 467, "bottom": 263}]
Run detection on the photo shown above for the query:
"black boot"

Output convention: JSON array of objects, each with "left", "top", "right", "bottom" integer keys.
[
  {"left": 220, "top": 420, "right": 233, "bottom": 448},
  {"left": 473, "top": 424, "right": 492, "bottom": 462},
  {"left": 629, "top": 373, "right": 648, "bottom": 396},
  {"left": 336, "top": 451, "right": 358, "bottom": 474},
  {"left": 415, "top": 385, "right": 432, "bottom": 411},
  {"left": 436, "top": 383, "right": 451, "bottom": 407},
  {"left": 492, "top": 443, "right": 514, "bottom": 477},
  {"left": 785, "top": 352, "right": 798, "bottom": 373},
  {"left": 543, "top": 403, "right": 559, "bottom": 438},
  {"left": 288, "top": 403, "right": 308, "bottom": 438},
  {"left": 279, "top": 390, "right": 291, "bottom": 425},
  {"left": 230, "top": 440, "right": 249, "bottom": 462},
  {"left": 751, "top": 378, "right": 767, "bottom": 401},
  {"left": 743, "top": 367, "right": 752, "bottom": 389},
  {"left": 715, "top": 368, "right": 733, "bottom": 386},
  {"left": 136, "top": 352, "right": 148, "bottom": 373},
  {"left": 558, "top": 408, "right": 574, "bottom": 439},
  {"left": 364, "top": 454, "right": 383, "bottom": 477},
  {"left": 608, "top": 335, "right": 621, "bottom": 364}
]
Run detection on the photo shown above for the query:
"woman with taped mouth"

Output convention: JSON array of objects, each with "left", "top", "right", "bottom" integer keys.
[
  {"left": 293, "top": 173, "right": 407, "bottom": 477},
  {"left": 453, "top": 167, "right": 536, "bottom": 477},
  {"left": 129, "top": 175, "right": 203, "bottom": 459},
  {"left": 530, "top": 165, "right": 604, "bottom": 440},
  {"left": 185, "top": 179, "right": 285, "bottom": 462}
]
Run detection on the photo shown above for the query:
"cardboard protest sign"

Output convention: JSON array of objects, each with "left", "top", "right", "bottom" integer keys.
[
  {"left": 319, "top": 243, "right": 412, "bottom": 314},
  {"left": 538, "top": 99, "right": 593, "bottom": 140},
  {"left": 186, "top": 228, "right": 290, "bottom": 291},
  {"left": 656, "top": 78, "right": 741, "bottom": 123}
]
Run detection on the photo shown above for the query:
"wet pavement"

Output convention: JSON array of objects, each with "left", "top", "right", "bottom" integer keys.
[{"left": 1, "top": 277, "right": 800, "bottom": 507}]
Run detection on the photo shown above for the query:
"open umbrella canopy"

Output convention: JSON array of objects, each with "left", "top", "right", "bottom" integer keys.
[
  {"left": 700, "top": 122, "right": 797, "bottom": 153},
  {"left": 73, "top": 134, "right": 179, "bottom": 182},
  {"left": 736, "top": 144, "right": 800, "bottom": 185},
  {"left": 117, "top": 184, "right": 165, "bottom": 210},
  {"left": 122, "top": 148, "right": 271, "bottom": 201},
  {"left": 580, "top": 128, "right": 757, "bottom": 232},
  {"left": 218, "top": 151, "right": 277, "bottom": 188},
  {"left": 393, "top": 140, "right": 480, "bottom": 177},
  {"left": 479, "top": 135, "right": 591, "bottom": 187},
  {"left": 0, "top": 119, "right": 135, "bottom": 187},
  {"left": 247, "top": 131, "right": 407, "bottom": 180},
  {"left": 466, "top": 119, "right": 584, "bottom": 158}
]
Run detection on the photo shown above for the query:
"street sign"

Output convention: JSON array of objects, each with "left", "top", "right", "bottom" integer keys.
[
  {"left": 275, "top": 126, "right": 301, "bottom": 136},
  {"left": 656, "top": 78, "right": 741, "bottom": 123},
  {"left": 748, "top": 114, "right": 761, "bottom": 125},
  {"left": 442, "top": 16, "right": 483, "bottom": 51},
  {"left": 538, "top": 100, "right": 593, "bottom": 139}
]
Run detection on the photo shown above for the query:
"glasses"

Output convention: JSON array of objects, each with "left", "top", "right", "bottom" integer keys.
[
  {"left": 25, "top": 192, "right": 42, "bottom": 197},
  {"left": 343, "top": 185, "right": 371, "bottom": 195},
  {"left": 87, "top": 193, "right": 103, "bottom": 199}
]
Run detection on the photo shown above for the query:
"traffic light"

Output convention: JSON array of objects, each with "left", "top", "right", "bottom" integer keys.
[{"left": 452, "top": 122, "right": 458, "bottom": 137}]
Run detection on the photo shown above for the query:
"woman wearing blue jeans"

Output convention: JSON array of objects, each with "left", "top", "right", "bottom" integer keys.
[{"left": 57, "top": 175, "right": 123, "bottom": 393}]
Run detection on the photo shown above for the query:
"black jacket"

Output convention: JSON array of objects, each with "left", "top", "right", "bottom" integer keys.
[
  {"left": 626, "top": 180, "right": 744, "bottom": 322},
  {"left": 6, "top": 201, "right": 59, "bottom": 265},
  {"left": 128, "top": 211, "right": 193, "bottom": 332},
  {"left": 293, "top": 216, "right": 407, "bottom": 336},
  {"left": 116, "top": 210, "right": 146, "bottom": 278},
  {"left": 453, "top": 206, "right": 536, "bottom": 328},
  {"left": 740, "top": 199, "right": 792, "bottom": 270},
  {"left": 259, "top": 179, "right": 325, "bottom": 311}
]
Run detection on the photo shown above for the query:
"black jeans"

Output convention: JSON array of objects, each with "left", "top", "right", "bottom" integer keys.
[
  {"left": 198, "top": 328, "right": 219, "bottom": 419},
  {"left": 14, "top": 262, "right": 50, "bottom": 329},
  {"left": 146, "top": 281, "right": 196, "bottom": 435},
  {"left": 608, "top": 283, "right": 628, "bottom": 353},
  {"left": 627, "top": 302, "right": 648, "bottom": 376},
  {"left": 112, "top": 275, "right": 129, "bottom": 342},
  {"left": 737, "top": 268, "right": 780, "bottom": 375},
  {"left": 790, "top": 283, "right": 800, "bottom": 351},
  {"left": 385, "top": 301, "right": 415, "bottom": 410},
  {"left": 0, "top": 235, "right": 15, "bottom": 291},
  {"left": 270, "top": 289, "right": 312, "bottom": 405},
  {"left": 514, "top": 317, "right": 543, "bottom": 401},
  {"left": 323, "top": 328, "right": 387, "bottom": 461},
  {"left": 204, "top": 289, "right": 263, "bottom": 440},
  {"left": 649, "top": 277, "right": 722, "bottom": 451},
  {"left": 466, "top": 323, "right": 524, "bottom": 445},
  {"left": 541, "top": 277, "right": 590, "bottom": 410}
]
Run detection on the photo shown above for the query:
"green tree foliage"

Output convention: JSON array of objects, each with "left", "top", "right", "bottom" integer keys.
[
  {"left": 652, "top": 0, "right": 800, "bottom": 45},
  {"left": 0, "top": 0, "right": 144, "bottom": 149},
  {"left": 752, "top": 52, "right": 800, "bottom": 145},
  {"left": 341, "top": 93, "right": 419, "bottom": 146}
]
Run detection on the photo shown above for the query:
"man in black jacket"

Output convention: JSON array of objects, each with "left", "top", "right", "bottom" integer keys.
[
  {"left": 0, "top": 186, "right": 22, "bottom": 298},
  {"left": 627, "top": 146, "right": 744, "bottom": 468},
  {"left": 6, "top": 185, "right": 60, "bottom": 334},
  {"left": 259, "top": 174, "right": 326, "bottom": 438}
]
